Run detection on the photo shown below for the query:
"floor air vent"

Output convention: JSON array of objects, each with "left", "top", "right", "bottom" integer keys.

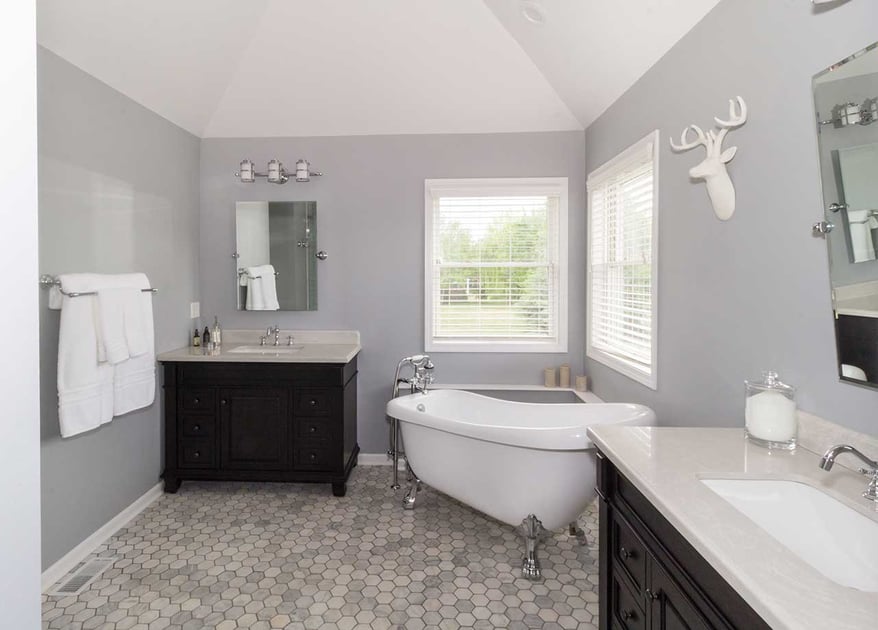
[{"left": 47, "top": 557, "right": 116, "bottom": 596}]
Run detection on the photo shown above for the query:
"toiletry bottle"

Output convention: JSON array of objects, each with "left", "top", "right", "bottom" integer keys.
[
  {"left": 192, "top": 328, "right": 201, "bottom": 348},
  {"left": 212, "top": 316, "right": 222, "bottom": 347},
  {"left": 202, "top": 326, "right": 211, "bottom": 347}
]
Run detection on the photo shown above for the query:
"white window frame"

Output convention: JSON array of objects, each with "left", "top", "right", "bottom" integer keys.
[
  {"left": 586, "top": 131, "right": 659, "bottom": 389},
  {"left": 425, "top": 177, "right": 568, "bottom": 353}
]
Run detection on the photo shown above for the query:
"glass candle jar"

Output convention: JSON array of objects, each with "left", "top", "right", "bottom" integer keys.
[{"left": 744, "top": 370, "right": 797, "bottom": 450}]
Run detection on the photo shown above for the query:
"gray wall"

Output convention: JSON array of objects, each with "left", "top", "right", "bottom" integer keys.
[
  {"left": 200, "top": 132, "right": 586, "bottom": 453},
  {"left": 38, "top": 48, "right": 201, "bottom": 569},
  {"left": 583, "top": 0, "right": 878, "bottom": 436},
  {"left": 814, "top": 73, "right": 878, "bottom": 286}
]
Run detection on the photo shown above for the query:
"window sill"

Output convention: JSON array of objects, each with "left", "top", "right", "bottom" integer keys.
[{"left": 586, "top": 346, "right": 656, "bottom": 390}]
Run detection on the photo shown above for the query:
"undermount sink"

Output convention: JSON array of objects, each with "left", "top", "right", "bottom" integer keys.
[
  {"left": 227, "top": 344, "right": 304, "bottom": 354},
  {"left": 702, "top": 478, "right": 878, "bottom": 592}
]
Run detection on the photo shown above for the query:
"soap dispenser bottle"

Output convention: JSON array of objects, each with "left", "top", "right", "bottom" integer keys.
[
  {"left": 744, "top": 370, "right": 797, "bottom": 450},
  {"left": 212, "top": 316, "right": 222, "bottom": 347}
]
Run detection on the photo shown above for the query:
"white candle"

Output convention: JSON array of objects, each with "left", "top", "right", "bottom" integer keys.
[{"left": 745, "top": 390, "right": 797, "bottom": 442}]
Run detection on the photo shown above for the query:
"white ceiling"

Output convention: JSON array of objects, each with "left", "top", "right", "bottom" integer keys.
[
  {"left": 37, "top": 0, "right": 720, "bottom": 138},
  {"left": 482, "top": 0, "right": 722, "bottom": 127}
]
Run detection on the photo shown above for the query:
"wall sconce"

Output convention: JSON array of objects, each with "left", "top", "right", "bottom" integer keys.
[{"left": 236, "top": 159, "right": 323, "bottom": 184}]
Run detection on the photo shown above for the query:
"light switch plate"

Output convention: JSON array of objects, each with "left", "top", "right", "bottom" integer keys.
[{"left": 190, "top": 302, "right": 200, "bottom": 319}]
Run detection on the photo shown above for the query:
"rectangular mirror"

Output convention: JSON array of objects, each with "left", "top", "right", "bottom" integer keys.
[
  {"left": 813, "top": 42, "right": 878, "bottom": 389},
  {"left": 235, "top": 201, "right": 317, "bottom": 311}
]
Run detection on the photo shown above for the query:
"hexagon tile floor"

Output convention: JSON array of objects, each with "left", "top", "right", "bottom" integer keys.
[{"left": 42, "top": 466, "right": 600, "bottom": 630}]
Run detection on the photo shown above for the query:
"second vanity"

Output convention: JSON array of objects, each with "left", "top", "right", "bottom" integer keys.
[
  {"left": 158, "top": 330, "right": 360, "bottom": 497},
  {"left": 588, "top": 425, "right": 877, "bottom": 630}
]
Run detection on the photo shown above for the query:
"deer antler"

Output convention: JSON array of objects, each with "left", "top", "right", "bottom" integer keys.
[
  {"left": 712, "top": 96, "right": 747, "bottom": 148},
  {"left": 714, "top": 96, "right": 747, "bottom": 128},
  {"left": 669, "top": 125, "right": 710, "bottom": 152}
]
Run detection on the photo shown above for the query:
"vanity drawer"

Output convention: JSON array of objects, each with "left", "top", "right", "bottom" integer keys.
[
  {"left": 180, "top": 388, "right": 214, "bottom": 412},
  {"left": 180, "top": 415, "right": 214, "bottom": 439},
  {"left": 296, "top": 418, "right": 334, "bottom": 441},
  {"left": 178, "top": 440, "right": 216, "bottom": 469},
  {"left": 294, "top": 446, "right": 333, "bottom": 471},
  {"left": 295, "top": 388, "right": 333, "bottom": 417},
  {"left": 611, "top": 571, "right": 645, "bottom": 630},
  {"left": 613, "top": 511, "right": 647, "bottom": 591}
]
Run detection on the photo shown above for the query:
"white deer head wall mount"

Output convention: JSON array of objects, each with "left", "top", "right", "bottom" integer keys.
[{"left": 670, "top": 96, "right": 748, "bottom": 221}]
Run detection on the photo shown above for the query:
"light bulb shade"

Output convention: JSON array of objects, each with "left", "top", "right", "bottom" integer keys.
[
  {"left": 295, "top": 159, "right": 310, "bottom": 182},
  {"left": 267, "top": 159, "right": 285, "bottom": 184},
  {"left": 239, "top": 159, "right": 255, "bottom": 183}
]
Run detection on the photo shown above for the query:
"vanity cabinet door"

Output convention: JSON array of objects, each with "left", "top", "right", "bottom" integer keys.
[
  {"left": 648, "top": 560, "right": 711, "bottom": 630},
  {"left": 219, "top": 388, "right": 289, "bottom": 470}
]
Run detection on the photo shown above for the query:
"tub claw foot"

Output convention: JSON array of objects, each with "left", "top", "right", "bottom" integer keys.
[
  {"left": 403, "top": 475, "right": 421, "bottom": 510},
  {"left": 568, "top": 521, "right": 587, "bottom": 546},
  {"left": 519, "top": 514, "right": 546, "bottom": 581}
]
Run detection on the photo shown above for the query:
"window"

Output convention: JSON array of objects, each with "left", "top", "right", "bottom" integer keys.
[
  {"left": 425, "top": 178, "right": 568, "bottom": 353},
  {"left": 587, "top": 131, "right": 659, "bottom": 389}
]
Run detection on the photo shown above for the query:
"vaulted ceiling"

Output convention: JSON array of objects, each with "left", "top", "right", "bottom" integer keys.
[{"left": 37, "top": 0, "right": 721, "bottom": 138}]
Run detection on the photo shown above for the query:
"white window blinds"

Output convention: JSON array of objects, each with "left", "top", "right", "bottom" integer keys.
[
  {"left": 587, "top": 132, "right": 659, "bottom": 388},
  {"left": 425, "top": 179, "right": 568, "bottom": 353}
]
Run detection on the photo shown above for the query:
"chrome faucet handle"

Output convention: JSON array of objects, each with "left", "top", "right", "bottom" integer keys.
[
  {"left": 287, "top": 335, "right": 295, "bottom": 346},
  {"left": 259, "top": 335, "right": 267, "bottom": 346}
]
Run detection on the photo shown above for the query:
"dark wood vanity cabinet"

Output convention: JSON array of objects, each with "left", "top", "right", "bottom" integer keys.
[
  {"left": 162, "top": 358, "right": 358, "bottom": 496},
  {"left": 596, "top": 451, "right": 770, "bottom": 630}
]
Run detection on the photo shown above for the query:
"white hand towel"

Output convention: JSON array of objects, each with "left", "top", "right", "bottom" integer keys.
[
  {"left": 114, "top": 286, "right": 155, "bottom": 416},
  {"left": 96, "top": 276, "right": 151, "bottom": 363},
  {"left": 97, "top": 288, "right": 138, "bottom": 364},
  {"left": 56, "top": 274, "right": 115, "bottom": 437},
  {"left": 245, "top": 267, "right": 264, "bottom": 311},
  {"left": 253, "top": 264, "right": 280, "bottom": 311}
]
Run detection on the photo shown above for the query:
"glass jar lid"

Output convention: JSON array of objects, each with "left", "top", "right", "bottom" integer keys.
[{"left": 745, "top": 370, "right": 796, "bottom": 395}]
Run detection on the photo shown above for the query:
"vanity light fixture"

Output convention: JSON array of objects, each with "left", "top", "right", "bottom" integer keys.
[
  {"left": 820, "top": 99, "right": 877, "bottom": 128},
  {"left": 236, "top": 159, "right": 323, "bottom": 184}
]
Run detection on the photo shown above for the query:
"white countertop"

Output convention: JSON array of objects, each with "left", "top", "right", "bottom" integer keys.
[
  {"left": 157, "top": 329, "right": 360, "bottom": 364},
  {"left": 587, "top": 426, "right": 878, "bottom": 630}
]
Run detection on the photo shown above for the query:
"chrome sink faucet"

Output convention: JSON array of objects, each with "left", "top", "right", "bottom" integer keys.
[
  {"left": 266, "top": 325, "right": 281, "bottom": 346},
  {"left": 819, "top": 444, "right": 878, "bottom": 502}
]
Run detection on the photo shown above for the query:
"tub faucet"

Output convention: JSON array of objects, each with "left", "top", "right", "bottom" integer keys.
[
  {"left": 411, "top": 357, "right": 435, "bottom": 395},
  {"left": 819, "top": 444, "right": 878, "bottom": 502}
]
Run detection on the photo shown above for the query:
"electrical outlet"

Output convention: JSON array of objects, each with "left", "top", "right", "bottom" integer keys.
[{"left": 190, "top": 302, "right": 200, "bottom": 319}]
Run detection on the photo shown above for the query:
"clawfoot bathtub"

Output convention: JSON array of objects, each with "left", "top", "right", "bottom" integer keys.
[{"left": 386, "top": 389, "right": 655, "bottom": 580}]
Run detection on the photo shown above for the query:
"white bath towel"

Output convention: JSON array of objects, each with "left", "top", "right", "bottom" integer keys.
[
  {"left": 56, "top": 274, "right": 115, "bottom": 437},
  {"left": 245, "top": 264, "right": 280, "bottom": 310},
  {"left": 56, "top": 273, "right": 156, "bottom": 437}
]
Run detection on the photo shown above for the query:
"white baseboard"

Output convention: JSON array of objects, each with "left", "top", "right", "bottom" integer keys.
[
  {"left": 359, "top": 453, "right": 406, "bottom": 469},
  {"left": 41, "top": 482, "right": 164, "bottom": 592}
]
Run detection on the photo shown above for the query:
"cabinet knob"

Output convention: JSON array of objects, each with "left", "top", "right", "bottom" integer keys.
[
  {"left": 646, "top": 588, "right": 660, "bottom": 601},
  {"left": 193, "top": 451, "right": 200, "bottom": 458},
  {"left": 620, "top": 546, "right": 633, "bottom": 560},
  {"left": 193, "top": 397, "right": 200, "bottom": 404},
  {"left": 193, "top": 424, "right": 200, "bottom": 432},
  {"left": 621, "top": 610, "right": 636, "bottom": 621},
  {"left": 309, "top": 425, "right": 316, "bottom": 433},
  {"left": 309, "top": 453, "right": 317, "bottom": 461},
  {"left": 221, "top": 399, "right": 228, "bottom": 405},
  {"left": 309, "top": 399, "right": 318, "bottom": 407}
]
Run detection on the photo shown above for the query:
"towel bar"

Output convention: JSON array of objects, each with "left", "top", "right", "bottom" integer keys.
[{"left": 39, "top": 274, "right": 158, "bottom": 298}]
